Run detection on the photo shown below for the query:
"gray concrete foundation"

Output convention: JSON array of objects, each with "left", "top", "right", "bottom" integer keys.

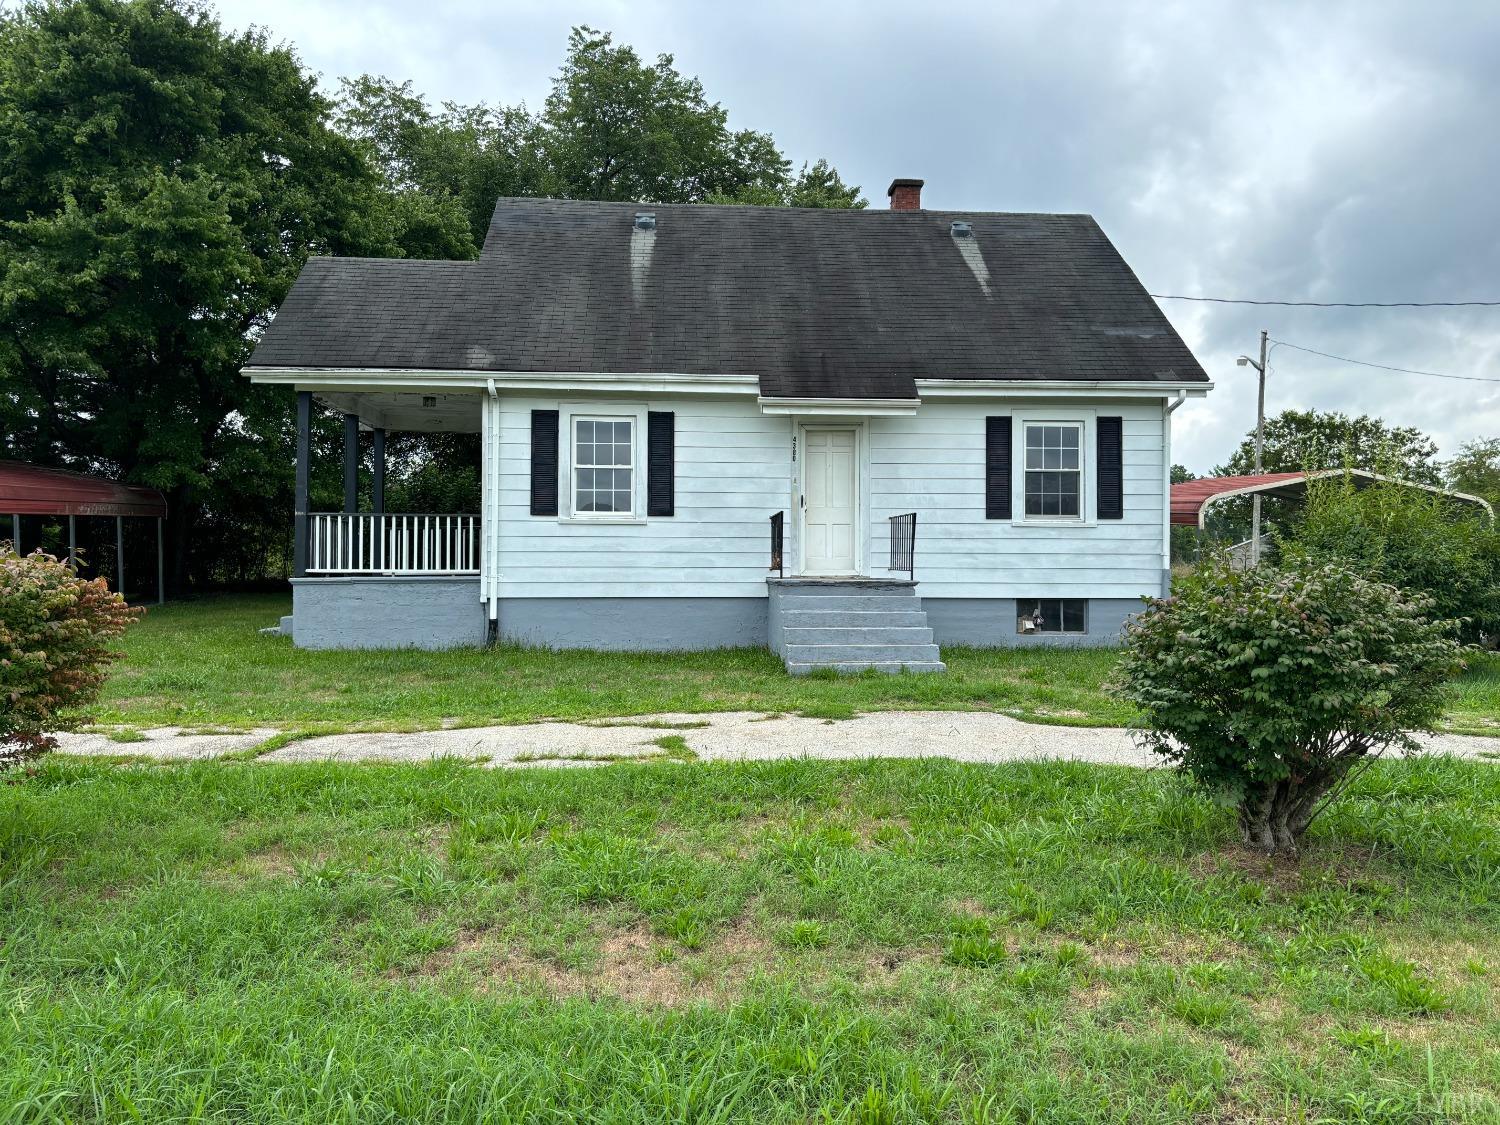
[
  {"left": 497, "top": 597, "right": 767, "bottom": 651},
  {"left": 291, "top": 577, "right": 486, "bottom": 649},
  {"left": 285, "top": 581, "right": 1138, "bottom": 653},
  {"left": 923, "top": 597, "right": 1140, "bottom": 647}
]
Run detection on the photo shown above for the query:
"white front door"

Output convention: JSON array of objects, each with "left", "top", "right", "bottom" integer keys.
[{"left": 801, "top": 427, "right": 858, "bottom": 575}]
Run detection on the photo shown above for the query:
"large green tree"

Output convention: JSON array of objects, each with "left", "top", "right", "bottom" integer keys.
[
  {"left": 1216, "top": 409, "right": 1442, "bottom": 484},
  {"left": 335, "top": 75, "right": 552, "bottom": 254},
  {"left": 0, "top": 0, "right": 466, "bottom": 588},
  {"left": 545, "top": 27, "right": 795, "bottom": 206},
  {"left": 339, "top": 27, "right": 865, "bottom": 252},
  {"left": 1446, "top": 438, "right": 1500, "bottom": 509}
]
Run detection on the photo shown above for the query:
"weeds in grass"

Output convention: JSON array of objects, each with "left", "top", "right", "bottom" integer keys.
[
  {"left": 222, "top": 729, "right": 318, "bottom": 760},
  {"left": 1352, "top": 951, "right": 1452, "bottom": 1014},
  {"left": 778, "top": 920, "right": 831, "bottom": 949},
  {"left": 651, "top": 734, "right": 699, "bottom": 761}
]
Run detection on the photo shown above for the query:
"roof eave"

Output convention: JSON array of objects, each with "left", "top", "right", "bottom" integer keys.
[
  {"left": 914, "top": 378, "right": 1213, "bottom": 398},
  {"left": 242, "top": 367, "right": 760, "bottom": 396},
  {"left": 757, "top": 396, "right": 922, "bottom": 417}
]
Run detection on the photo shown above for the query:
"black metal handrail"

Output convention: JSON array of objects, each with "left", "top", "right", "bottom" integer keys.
[
  {"left": 888, "top": 512, "right": 916, "bottom": 580},
  {"left": 769, "top": 511, "right": 784, "bottom": 577}
]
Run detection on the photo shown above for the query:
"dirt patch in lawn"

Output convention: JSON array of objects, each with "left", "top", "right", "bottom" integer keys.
[
  {"left": 1185, "top": 843, "right": 1399, "bottom": 897},
  {"left": 233, "top": 846, "right": 303, "bottom": 879},
  {"left": 406, "top": 917, "right": 776, "bottom": 1007}
]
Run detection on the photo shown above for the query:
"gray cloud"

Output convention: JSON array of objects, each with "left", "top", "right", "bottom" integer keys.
[{"left": 215, "top": 0, "right": 1500, "bottom": 471}]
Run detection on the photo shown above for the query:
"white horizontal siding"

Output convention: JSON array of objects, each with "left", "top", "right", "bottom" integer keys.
[
  {"left": 866, "top": 401, "right": 1164, "bottom": 599},
  {"left": 492, "top": 393, "right": 1167, "bottom": 601},
  {"left": 497, "top": 394, "right": 789, "bottom": 597}
]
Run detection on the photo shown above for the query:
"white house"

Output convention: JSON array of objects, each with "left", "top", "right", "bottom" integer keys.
[{"left": 244, "top": 179, "right": 1212, "bottom": 672}]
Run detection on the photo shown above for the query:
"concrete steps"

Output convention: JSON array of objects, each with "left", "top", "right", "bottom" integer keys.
[{"left": 769, "top": 579, "right": 946, "bottom": 675}]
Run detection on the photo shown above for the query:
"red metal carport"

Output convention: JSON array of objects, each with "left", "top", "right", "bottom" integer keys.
[
  {"left": 0, "top": 461, "right": 167, "bottom": 603},
  {"left": 1171, "top": 468, "right": 1493, "bottom": 528}
]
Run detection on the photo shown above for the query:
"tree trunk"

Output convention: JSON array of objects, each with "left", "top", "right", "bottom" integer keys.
[{"left": 1237, "top": 773, "right": 1343, "bottom": 856}]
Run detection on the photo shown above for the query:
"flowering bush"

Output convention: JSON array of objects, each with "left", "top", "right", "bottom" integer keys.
[
  {"left": 1, "top": 548, "right": 141, "bottom": 766},
  {"left": 1113, "top": 555, "right": 1465, "bottom": 855}
]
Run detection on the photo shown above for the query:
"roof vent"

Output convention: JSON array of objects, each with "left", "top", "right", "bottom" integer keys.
[
  {"left": 633, "top": 212, "right": 656, "bottom": 231},
  {"left": 950, "top": 221, "right": 973, "bottom": 238}
]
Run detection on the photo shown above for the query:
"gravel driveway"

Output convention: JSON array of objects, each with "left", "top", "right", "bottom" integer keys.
[{"left": 55, "top": 711, "right": 1500, "bottom": 769}]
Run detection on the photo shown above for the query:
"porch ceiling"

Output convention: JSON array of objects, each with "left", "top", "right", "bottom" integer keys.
[{"left": 314, "top": 390, "right": 481, "bottom": 433}]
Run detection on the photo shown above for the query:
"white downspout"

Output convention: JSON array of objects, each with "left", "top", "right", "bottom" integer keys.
[
  {"left": 483, "top": 380, "right": 501, "bottom": 630},
  {"left": 1162, "top": 391, "right": 1186, "bottom": 596}
]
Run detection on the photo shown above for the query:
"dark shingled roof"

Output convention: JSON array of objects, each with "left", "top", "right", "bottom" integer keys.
[{"left": 247, "top": 197, "right": 1208, "bottom": 398}]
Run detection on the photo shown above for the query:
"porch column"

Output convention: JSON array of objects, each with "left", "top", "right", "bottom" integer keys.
[
  {"left": 372, "top": 427, "right": 386, "bottom": 514},
  {"left": 68, "top": 515, "right": 77, "bottom": 569},
  {"left": 9, "top": 514, "right": 18, "bottom": 553},
  {"left": 157, "top": 517, "right": 165, "bottom": 605},
  {"left": 293, "top": 390, "right": 311, "bottom": 578},
  {"left": 343, "top": 413, "right": 359, "bottom": 513}
]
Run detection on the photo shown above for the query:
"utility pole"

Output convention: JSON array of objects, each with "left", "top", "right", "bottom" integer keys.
[{"left": 1237, "top": 330, "right": 1269, "bottom": 565}]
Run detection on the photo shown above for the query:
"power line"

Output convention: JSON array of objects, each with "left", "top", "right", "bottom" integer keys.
[
  {"left": 1151, "top": 294, "right": 1500, "bottom": 308},
  {"left": 1268, "top": 339, "right": 1500, "bottom": 384}
]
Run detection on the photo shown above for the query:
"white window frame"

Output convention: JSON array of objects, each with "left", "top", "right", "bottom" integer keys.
[
  {"left": 558, "top": 402, "right": 648, "bottom": 523},
  {"left": 1010, "top": 409, "right": 1097, "bottom": 526},
  {"left": 1018, "top": 597, "right": 1089, "bottom": 636}
]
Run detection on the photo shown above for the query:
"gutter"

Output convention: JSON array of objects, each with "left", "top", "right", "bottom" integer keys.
[
  {"left": 1161, "top": 390, "right": 1187, "bottom": 596},
  {"left": 483, "top": 378, "right": 501, "bottom": 642}
]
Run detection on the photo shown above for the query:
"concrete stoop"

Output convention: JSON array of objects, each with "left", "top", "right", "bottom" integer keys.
[{"left": 768, "top": 578, "right": 946, "bottom": 675}]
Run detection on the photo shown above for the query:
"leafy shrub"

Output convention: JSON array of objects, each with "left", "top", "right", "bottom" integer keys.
[
  {"left": 0, "top": 548, "right": 141, "bottom": 766},
  {"left": 1281, "top": 474, "right": 1500, "bottom": 643},
  {"left": 1113, "top": 555, "right": 1464, "bottom": 855}
]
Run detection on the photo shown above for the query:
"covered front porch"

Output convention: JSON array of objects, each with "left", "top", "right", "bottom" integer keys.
[{"left": 279, "top": 387, "right": 491, "bottom": 648}]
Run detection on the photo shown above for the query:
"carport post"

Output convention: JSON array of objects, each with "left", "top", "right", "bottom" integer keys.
[
  {"left": 157, "top": 517, "right": 165, "bottom": 605},
  {"left": 343, "top": 412, "right": 359, "bottom": 513},
  {"left": 115, "top": 515, "right": 125, "bottom": 599},
  {"left": 68, "top": 515, "right": 76, "bottom": 568},
  {"left": 9, "top": 514, "right": 17, "bottom": 552}
]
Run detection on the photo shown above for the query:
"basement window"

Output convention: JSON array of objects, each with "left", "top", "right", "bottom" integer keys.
[{"left": 1017, "top": 599, "right": 1087, "bottom": 635}]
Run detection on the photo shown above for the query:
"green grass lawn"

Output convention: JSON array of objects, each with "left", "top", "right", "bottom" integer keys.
[
  {"left": 2, "top": 755, "right": 1496, "bottom": 1122},
  {"left": 87, "top": 594, "right": 1132, "bottom": 730},
  {"left": 87, "top": 594, "right": 1500, "bottom": 736}
]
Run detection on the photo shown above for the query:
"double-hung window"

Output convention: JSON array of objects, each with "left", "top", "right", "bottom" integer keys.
[
  {"left": 1023, "top": 422, "right": 1083, "bottom": 518},
  {"left": 572, "top": 417, "right": 634, "bottom": 515}
]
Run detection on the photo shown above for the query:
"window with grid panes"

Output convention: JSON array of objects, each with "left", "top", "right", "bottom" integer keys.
[
  {"left": 1023, "top": 422, "right": 1083, "bottom": 518},
  {"left": 572, "top": 417, "right": 634, "bottom": 515}
]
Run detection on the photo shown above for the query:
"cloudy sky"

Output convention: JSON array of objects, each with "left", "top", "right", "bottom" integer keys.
[{"left": 209, "top": 0, "right": 1500, "bottom": 473}]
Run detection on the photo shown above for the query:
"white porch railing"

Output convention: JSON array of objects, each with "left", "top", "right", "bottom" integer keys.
[{"left": 307, "top": 513, "right": 481, "bottom": 575}]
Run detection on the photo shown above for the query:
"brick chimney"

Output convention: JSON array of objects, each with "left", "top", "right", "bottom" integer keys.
[{"left": 887, "top": 178, "right": 924, "bottom": 211}]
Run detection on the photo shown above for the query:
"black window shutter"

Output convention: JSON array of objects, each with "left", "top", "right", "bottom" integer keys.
[
  {"left": 985, "top": 416, "right": 1012, "bottom": 519},
  {"left": 1097, "top": 416, "right": 1124, "bottom": 520},
  {"left": 647, "top": 411, "right": 675, "bottom": 517},
  {"left": 530, "top": 409, "right": 559, "bottom": 516}
]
